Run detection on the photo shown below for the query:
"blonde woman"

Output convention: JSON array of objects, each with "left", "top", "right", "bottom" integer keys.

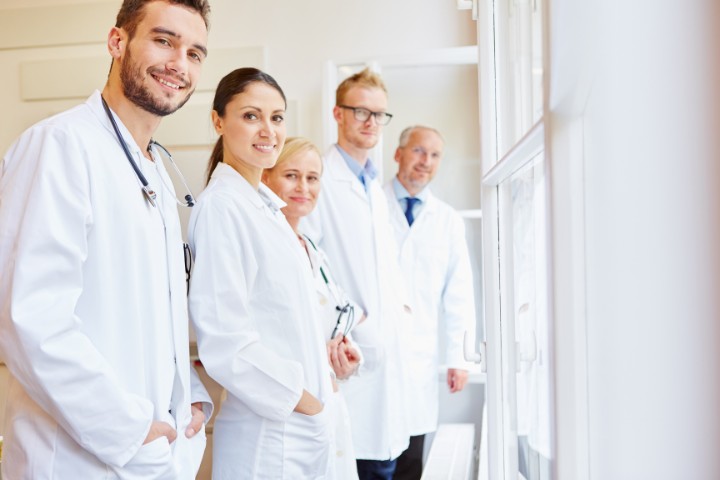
[{"left": 262, "top": 137, "right": 364, "bottom": 480}]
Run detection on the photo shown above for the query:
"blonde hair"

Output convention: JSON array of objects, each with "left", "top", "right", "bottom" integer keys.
[
  {"left": 265, "top": 137, "right": 322, "bottom": 174},
  {"left": 335, "top": 67, "right": 387, "bottom": 105}
]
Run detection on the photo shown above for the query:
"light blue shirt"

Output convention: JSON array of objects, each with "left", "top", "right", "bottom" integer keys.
[
  {"left": 392, "top": 177, "right": 429, "bottom": 220},
  {"left": 336, "top": 144, "right": 378, "bottom": 193}
]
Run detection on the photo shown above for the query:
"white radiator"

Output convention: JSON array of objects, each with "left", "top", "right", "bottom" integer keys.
[{"left": 422, "top": 423, "right": 476, "bottom": 479}]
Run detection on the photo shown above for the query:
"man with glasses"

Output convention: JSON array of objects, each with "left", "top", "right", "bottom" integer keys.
[
  {"left": 302, "top": 68, "right": 411, "bottom": 480},
  {"left": 385, "top": 126, "right": 476, "bottom": 479},
  {"left": 0, "top": 1, "right": 212, "bottom": 478}
]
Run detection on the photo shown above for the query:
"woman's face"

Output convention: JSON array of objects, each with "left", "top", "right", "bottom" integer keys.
[
  {"left": 212, "top": 82, "right": 286, "bottom": 172},
  {"left": 263, "top": 148, "right": 323, "bottom": 220}
]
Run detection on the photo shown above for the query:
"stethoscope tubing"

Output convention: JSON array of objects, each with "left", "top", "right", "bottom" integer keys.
[{"left": 101, "top": 95, "right": 195, "bottom": 208}]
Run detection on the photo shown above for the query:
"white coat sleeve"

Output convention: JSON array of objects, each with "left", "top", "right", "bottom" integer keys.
[
  {"left": 442, "top": 213, "right": 477, "bottom": 369},
  {"left": 189, "top": 363, "right": 213, "bottom": 421},
  {"left": 188, "top": 196, "right": 304, "bottom": 421},
  {"left": 0, "top": 125, "right": 153, "bottom": 467}
]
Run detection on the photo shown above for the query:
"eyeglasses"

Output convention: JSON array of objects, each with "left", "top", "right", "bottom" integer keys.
[
  {"left": 338, "top": 105, "right": 393, "bottom": 126},
  {"left": 331, "top": 302, "right": 357, "bottom": 339}
]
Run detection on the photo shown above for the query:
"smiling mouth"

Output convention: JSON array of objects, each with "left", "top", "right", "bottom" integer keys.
[
  {"left": 253, "top": 144, "right": 275, "bottom": 152},
  {"left": 153, "top": 74, "right": 184, "bottom": 90}
]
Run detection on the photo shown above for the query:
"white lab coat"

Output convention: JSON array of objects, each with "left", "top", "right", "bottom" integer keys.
[
  {"left": 303, "top": 234, "right": 362, "bottom": 480},
  {"left": 0, "top": 91, "right": 211, "bottom": 479},
  {"left": 301, "top": 146, "right": 411, "bottom": 460},
  {"left": 384, "top": 182, "right": 476, "bottom": 435},
  {"left": 188, "top": 163, "right": 333, "bottom": 479}
]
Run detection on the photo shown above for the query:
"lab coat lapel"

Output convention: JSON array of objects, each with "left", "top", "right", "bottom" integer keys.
[
  {"left": 383, "top": 182, "right": 439, "bottom": 250},
  {"left": 325, "top": 146, "right": 368, "bottom": 202},
  {"left": 151, "top": 146, "right": 192, "bottom": 429},
  {"left": 383, "top": 182, "right": 412, "bottom": 247},
  {"left": 412, "top": 191, "right": 438, "bottom": 229}
]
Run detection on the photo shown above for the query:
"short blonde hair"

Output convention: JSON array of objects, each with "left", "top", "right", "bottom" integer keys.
[
  {"left": 335, "top": 67, "right": 387, "bottom": 105},
  {"left": 266, "top": 137, "right": 323, "bottom": 174}
]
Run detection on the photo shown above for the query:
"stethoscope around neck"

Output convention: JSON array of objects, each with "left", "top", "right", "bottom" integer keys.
[{"left": 101, "top": 95, "right": 195, "bottom": 208}]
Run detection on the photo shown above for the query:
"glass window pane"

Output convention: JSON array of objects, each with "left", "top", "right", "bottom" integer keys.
[
  {"left": 495, "top": 0, "right": 544, "bottom": 158},
  {"left": 498, "top": 151, "right": 552, "bottom": 479}
]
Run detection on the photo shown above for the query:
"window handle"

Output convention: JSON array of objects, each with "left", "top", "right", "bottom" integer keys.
[{"left": 463, "top": 330, "right": 486, "bottom": 373}]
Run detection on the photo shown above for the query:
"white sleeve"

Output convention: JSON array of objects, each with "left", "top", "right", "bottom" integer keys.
[
  {"left": 188, "top": 196, "right": 304, "bottom": 421},
  {"left": 0, "top": 125, "right": 153, "bottom": 467},
  {"left": 442, "top": 213, "right": 477, "bottom": 369},
  {"left": 189, "top": 363, "right": 213, "bottom": 421}
]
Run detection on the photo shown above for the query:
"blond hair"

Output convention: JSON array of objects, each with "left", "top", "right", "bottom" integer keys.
[
  {"left": 335, "top": 67, "right": 387, "bottom": 105},
  {"left": 265, "top": 137, "right": 323, "bottom": 174}
]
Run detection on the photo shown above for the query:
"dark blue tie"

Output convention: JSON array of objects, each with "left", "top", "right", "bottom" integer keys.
[{"left": 404, "top": 197, "right": 419, "bottom": 226}]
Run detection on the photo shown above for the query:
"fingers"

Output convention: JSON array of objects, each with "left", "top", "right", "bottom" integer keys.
[
  {"left": 144, "top": 420, "right": 177, "bottom": 445},
  {"left": 185, "top": 402, "right": 205, "bottom": 438},
  {"left": 327, "top": 340, "right": 340, "bottom": 370},
  {"left": 335, "top": 344, "right": 361, "bottom": 379},
  {"left": 336, "top": 345, "right": 351, "bottom": 371},
  {"left": 344, "top": 345, "right": 361, "bottom": 363},
  {"left": 447, "top": 369, "right": 469, "bottom": 393}
]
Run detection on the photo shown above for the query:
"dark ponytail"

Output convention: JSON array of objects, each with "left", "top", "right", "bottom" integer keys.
[{"left": 205, "top": 138, "right": 224, "bottom": 185}]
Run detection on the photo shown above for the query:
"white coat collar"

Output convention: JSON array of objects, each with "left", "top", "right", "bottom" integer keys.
[
  {"left": 88, "top": 90, "right": 146, "bottom": 160},
  {"left": 210, "top": 162, "right": 287, "bottom": 213},
  {"left": 324, "top": 145, "right": 370, "bottom": 199}
]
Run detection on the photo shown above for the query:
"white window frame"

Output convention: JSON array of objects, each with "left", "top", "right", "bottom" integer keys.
[{"left": 477, "top": 0, "right": 557, "bottom": 477}]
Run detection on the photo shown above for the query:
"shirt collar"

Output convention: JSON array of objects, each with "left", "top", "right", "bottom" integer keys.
[
  {"left": 336, "top": 144, "right": 378, "bottom": 183},
  {"left": 392, "top": 176, "right": 429, "bottom": 202}
]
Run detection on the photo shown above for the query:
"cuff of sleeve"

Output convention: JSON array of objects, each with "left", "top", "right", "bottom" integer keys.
[{"left": 195, "top": 401, "right": 213, "bottom": 422}]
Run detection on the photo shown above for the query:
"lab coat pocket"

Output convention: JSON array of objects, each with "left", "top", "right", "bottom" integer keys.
[
  {"left": 112, "top": 436, "right": 176, "bottom": 480},
  {"left": 355, "top": 342, "right": 381, "bottom": 374},
  {"left": 283, "top": 407, "right": 332, "bottom": 478}
]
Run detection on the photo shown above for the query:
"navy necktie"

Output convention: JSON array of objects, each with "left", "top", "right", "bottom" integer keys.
[{"left": 404, "top": 197, "right": 420, "bottom": 226}]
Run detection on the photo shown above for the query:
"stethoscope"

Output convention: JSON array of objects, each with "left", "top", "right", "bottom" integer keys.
[
  {"left": 303, "top": 234, "right": 356, "bottom": 339},
  {"left": 101, "top": 95, "right": 195, "bottom": 208}
]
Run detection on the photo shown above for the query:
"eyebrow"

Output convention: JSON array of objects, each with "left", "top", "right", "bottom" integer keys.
[
  {"left": 242, "top": 106, "right": 287, "bottom": 113},
  {"left": 151, "top": 27, "right": 208, "bottom": 58},
  {"left": 284, "top": 168, "right": 321, "bottom": 175}
]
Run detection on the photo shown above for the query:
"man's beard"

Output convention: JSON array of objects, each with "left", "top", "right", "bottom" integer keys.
[{"left": 120, "top": 47, "right": 193, "bottom": 117}]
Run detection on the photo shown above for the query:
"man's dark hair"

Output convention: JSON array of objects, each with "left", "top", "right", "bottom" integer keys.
[{"left": 115, "top": 0, "right": 211, "bottom": 39}]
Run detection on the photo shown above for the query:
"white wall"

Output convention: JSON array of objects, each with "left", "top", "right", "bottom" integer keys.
[
  {"left": 0, "top": 0, "right": 476, "bottom": 153},
  {"left": 208, "top": 0, "right": 476, "bottom": 146},
  {"left": 550, "top": 1, "right": 720, "bottom": 479},
  {"left": 0, "top": 0, "right": 479, "bottom": 231}
]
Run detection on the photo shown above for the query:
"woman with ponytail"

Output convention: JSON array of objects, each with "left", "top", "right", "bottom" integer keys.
[{"left": 188, "top": 68, "right": 334, "bottom": 479}]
